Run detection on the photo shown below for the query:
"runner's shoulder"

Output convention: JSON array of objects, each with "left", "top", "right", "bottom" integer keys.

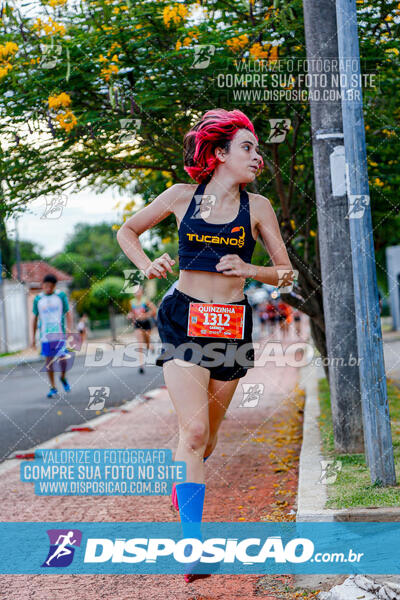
[
  {"left": 32, "top": 292, "right": 43, "bottom": 314},
  {"left": 33, "top": 291, "right": 44, "bottom": 304},
  {"left": 170, "top": 182, "right": 197, "bottom": 202},
  {"left": 247, "top": 192, "right": 273, "bottom": 207},
  {"left": 247, "top": 192, "right": 275, "bottom": 220},
  {"left": 151, "top": 183, "right": 194, "bottom": 210},
  {"left": 162, "top": 183, "right": 197, "bottom": 213}
]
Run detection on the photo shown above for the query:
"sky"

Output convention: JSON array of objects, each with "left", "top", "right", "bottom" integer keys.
[{"left": 7, "top": 188, "right": 135, "bottom": 258}]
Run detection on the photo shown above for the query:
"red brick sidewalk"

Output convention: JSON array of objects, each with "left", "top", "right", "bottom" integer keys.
[{"left": 0, "top": 329, "right": 320, "bottom": 599}]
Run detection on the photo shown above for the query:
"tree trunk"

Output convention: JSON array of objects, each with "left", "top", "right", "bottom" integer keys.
[{"left": 0, "top": 212, "right": 12, "bottom": 278}]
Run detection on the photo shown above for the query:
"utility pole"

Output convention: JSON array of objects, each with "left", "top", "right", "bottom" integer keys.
[
  {"left": 0, "top": 249, "right": 8, "bottom": 354},
  {"left": 303, "top": 0, "right": 364, "bottom": 453},
  {"left": 336, "top": 0, "right": 396, "bottom": 485}
]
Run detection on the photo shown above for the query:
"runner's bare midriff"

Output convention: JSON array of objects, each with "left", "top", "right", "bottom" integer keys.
[{"left": 177, "top": 270, "right": 245, "bottom": 303}]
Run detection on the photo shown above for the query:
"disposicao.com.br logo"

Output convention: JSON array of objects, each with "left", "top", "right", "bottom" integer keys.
[{"left": 82, "top": 535, "right": 357, "bottom": 565}]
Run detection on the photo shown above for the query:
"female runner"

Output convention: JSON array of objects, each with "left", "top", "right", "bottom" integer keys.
[
  {"left": 127, "top": 285, "right": 157, "bottom": 374},
  {"left": 117, "top": 108, "right": 293, "bottom": 582}
]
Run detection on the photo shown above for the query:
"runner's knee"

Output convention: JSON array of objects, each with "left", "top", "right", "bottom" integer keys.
[{"left": 180, "top": 421, "right": 209, "bottom": 450}]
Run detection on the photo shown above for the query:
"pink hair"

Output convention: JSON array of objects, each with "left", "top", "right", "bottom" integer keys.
[{"left": 183, "top": 109, "right": 263, "bottom": 189}]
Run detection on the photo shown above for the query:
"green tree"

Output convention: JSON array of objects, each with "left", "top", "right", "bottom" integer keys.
[
  {"left": 9, "top": 239, "right": 44, "bottom": 263},
  {"left": 89, "top": 275, "right": 129, "bottom": 340},
  {"left": 1, "top": 0, "right": 399, "bottom": 359},
  {"left": 49, "top": 222, "right": 133, "bottom": 288}
]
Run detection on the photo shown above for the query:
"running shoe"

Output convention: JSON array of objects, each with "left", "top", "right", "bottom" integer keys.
[
  {"left": 183, "top": 544, "right": 219, "bottom": 583},
  {"left": 47, "top": 387, "right": 58, "bottom": 398},
  {"left": 60, "top": 377, "right": 71, "bottom": 392}
]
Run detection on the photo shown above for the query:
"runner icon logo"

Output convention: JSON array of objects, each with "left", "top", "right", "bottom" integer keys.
[
  {"left": 239, "top": 383, "right": 264, "bottom": 408},
  {"left": 86, "top": 386, "right": 110, "bottom": 411},
  {"left": 42, "top": 529, "right": 82, "bottom": 568},
  {"left": 318, "top": 460, "right": 342, "bottom": 484},
  {"left": 121, "top": 269, "right": 146, "bottom": 294}
]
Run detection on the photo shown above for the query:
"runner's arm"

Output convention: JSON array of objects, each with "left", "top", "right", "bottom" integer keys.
[
  {"left": 249, "top": 195, "right": 294, "bottom": 285},
  {"left": 60, "top": 291, "right": 72, "bottom": 334},
  {"left": 65, "top": 310, "right": 73, "bottom": 334},
  {"left": 116, "top": 184, "right": 186, "bottom": 276},
  {"left": 32, "top": 315, "right": 38, "bottom": 347},
  {"left": 32, "top": 296, "right": 39, "bottom": 347},
  {"left": 216, "top": 196, "right": 294, "bottom": 282}
]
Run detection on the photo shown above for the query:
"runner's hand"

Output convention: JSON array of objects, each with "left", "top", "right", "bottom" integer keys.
[
  {"left": 143, "top": 253, "right": 175, "bottom": 279},
  {"left": 216, "top": 254, "right": 254, "bottom": 278}
]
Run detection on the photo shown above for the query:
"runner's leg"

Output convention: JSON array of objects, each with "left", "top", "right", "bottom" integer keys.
[
  {"left": 59, "top": 355, "right": 68, "bottom": 380},
  {"left": 45, "top": 356, "right": 56, "bottom": 388},
  {"left": 163, "top": 359, "right": 210, "bottom": 483},
  {"left": 143, "top": 329, "right": 151, "bottom": 347},
  {"left": 205, "top": 378, "right": 240, "bottom": 459},
  {"left": 143, "top": 329, "right": 152, "bottom": 359},
  {"left": 134, "top": 328, "right": 146, "bottom": 367}
]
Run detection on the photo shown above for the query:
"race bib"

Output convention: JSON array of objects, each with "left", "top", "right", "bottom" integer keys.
[{"left": 187, "top": 302, "right": 245, "bottom": 339}]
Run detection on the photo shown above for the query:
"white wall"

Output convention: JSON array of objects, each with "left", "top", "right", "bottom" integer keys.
[{"left": 0, "top": 280, "right": 29, "bottom": 353}]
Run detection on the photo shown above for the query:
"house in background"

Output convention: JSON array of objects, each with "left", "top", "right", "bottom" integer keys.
[{"left": 0, "top": 261, "right": 73, "bottom": 353}]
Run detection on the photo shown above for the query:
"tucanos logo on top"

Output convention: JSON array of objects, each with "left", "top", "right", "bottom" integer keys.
[
  {"left": 186, "top": 226, "right": 246, "bottom": 248},
  {"left": 42, "top": 529, "right": 82, "bottom": 567}
]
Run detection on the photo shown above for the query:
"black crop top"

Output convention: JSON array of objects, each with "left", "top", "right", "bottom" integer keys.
[{"left": 178, "top": 182, "right": 256, "bottom": 273}]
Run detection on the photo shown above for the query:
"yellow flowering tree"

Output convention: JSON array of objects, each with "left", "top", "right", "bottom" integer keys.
[{"left": 0, "top": 0, "right": 399, "bottom": 355}]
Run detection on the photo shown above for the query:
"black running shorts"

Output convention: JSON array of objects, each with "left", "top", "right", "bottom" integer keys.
[
  {"left": 155, "top": 288, "right": 254, "bottom": 381},
  {"left": 133, "top": 319, "right": 152, "bottom": 330}
]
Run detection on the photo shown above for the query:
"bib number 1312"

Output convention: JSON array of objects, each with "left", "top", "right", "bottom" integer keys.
[{"left": 203, "top": 312, "right": 230, "bottom": 326}]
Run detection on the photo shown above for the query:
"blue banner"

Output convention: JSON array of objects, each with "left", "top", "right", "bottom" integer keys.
[{"left": 0, "top": 522, "right": 399, "bottom": 574}]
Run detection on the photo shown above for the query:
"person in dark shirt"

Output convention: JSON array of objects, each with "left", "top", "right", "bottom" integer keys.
[{"left": 127, "top": 285, "right": 157, "bottom": 375}]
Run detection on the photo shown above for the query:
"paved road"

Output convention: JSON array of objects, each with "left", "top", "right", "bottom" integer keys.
[{"left": 0, "top": 352, "right": 164, "bottom": 463}]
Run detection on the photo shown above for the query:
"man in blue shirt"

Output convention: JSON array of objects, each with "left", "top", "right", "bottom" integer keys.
[{"left": 32, "top": 273, "right": 73, "bottom": 398}]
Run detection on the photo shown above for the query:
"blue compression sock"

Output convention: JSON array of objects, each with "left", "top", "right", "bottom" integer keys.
[
  {"left": 203, "top": 455, "right": 209, "bottom": 463},
  {"left": 175, "top": 482, "right": 206, "bottom": 540},
  {"left": 176, "top": 482, "right": 218, "bottom": 577}
]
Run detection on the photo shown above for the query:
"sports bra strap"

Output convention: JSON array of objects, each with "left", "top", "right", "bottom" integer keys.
[{"left": 185, "top": 182, "right": 206, "bottom": 220}]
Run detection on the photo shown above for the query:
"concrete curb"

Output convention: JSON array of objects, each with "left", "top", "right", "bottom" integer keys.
[
  {"left": 296, "top": 361, "right": 334, "bottom": 521},
  {"left": 296, "top": 362, "right": 400, "bottom": 522},
  {"left": 0, "top": 354, "right": 43, "bottom": 369},
  {"left": 296, "top": 363, "right": 400, "bottom": 598}
]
